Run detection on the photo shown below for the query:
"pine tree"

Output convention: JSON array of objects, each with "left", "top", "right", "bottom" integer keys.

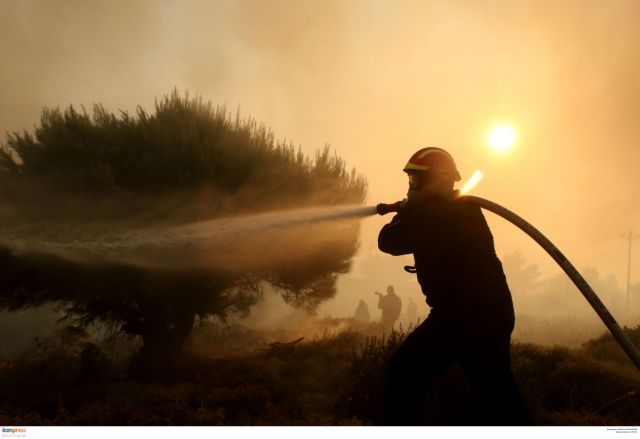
[{"left": 0, "top": 90, "right": 367, "bottom": 362}]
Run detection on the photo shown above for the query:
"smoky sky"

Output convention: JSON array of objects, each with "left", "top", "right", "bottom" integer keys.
[{"left": 2, "top": 0, "right": 640, "bottom": 319}]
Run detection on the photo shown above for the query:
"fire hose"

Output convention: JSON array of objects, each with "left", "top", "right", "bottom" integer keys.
[{"left": 376, "top": 196, "right": 640, "bottom": 371}]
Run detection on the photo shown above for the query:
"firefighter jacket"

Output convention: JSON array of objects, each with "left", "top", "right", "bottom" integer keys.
[{"left": 378, "top": 191, "right": 515, "bottom": 333}]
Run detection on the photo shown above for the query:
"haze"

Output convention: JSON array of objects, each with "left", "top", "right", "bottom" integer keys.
[{"left": 2, "top": 0, "right": 639, "bottom": 344}]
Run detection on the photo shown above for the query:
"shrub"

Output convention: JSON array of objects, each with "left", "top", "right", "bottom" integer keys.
[{"left": 0, "top": 90, "right": 367, "bottom": 362}]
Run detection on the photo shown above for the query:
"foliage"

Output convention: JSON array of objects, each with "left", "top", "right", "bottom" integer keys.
[
  {"left": 511, "top": 342, "right": 640, "bottom": 425},
  {"left": 344, "top": 326, "right": 408, "bottom": 423},
  {"left": 0, "top": 324, "right": 639, "bottom": 426},
  {"left": 581, "top": 325, "right": 640, "bottom": 367},
  {"left": 0, "top": 90, "right": 367, "bottom": 358},
  {"left": 0, "top": 90, "right": 366, "bottom": 209},
  {"left": 0, "top": 324, "right": 369, "bottom": 426}
]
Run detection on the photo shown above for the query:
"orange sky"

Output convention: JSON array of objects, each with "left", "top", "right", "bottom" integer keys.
[{"left": 2, "top": 0, "right": 640, "bottom": 320}]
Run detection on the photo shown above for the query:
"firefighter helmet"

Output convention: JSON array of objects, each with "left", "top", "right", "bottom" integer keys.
[{"left": 403, "top": 147, "right": 461, "bottom": 182}]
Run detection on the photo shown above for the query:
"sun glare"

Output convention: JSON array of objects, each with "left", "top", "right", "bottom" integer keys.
[
  {"left": 487, "top": 124, "right": 517, "bottom": 153},
  {"left": 460, "top": 170, "right": 484, "bottom": 195}
]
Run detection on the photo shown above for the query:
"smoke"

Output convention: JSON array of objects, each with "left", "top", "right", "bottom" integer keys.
[{"left": 2, "top": 0, "right": 640, "bottom": 347}]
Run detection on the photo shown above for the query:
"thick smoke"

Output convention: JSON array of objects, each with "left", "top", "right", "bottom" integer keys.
[{"left": 2, "top": 1, "right": 640, "bottom": 350}]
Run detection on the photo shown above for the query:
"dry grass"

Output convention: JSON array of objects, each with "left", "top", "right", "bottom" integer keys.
[{"left": 0, "top": 322, "right": 638, "bottom": 426}]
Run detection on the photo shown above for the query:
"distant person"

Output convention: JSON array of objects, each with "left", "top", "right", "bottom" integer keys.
[
  {"left": 377, "top": 147, "right": 533, "bottom": 425},
  {"left": 375, "top": 285, "right": 402, "bottom": 330},
  {"left": 354, "top": 299, "right": 370, "bottom": 322},
  {"left": 405, "top": 297, "right": 418, "bottom": 326}
]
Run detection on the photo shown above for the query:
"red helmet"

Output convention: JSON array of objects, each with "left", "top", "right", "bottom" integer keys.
[{"left": 403, "top": 147, "right": 461, "bottom": 182}]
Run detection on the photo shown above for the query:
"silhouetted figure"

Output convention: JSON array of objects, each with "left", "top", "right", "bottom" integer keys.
[
  {"left": 354, "top": 299, "right": 370, "bottom": 322},
  {"left": 377, "top": 147, "right": 533, "bottom": 426},
  {"left": 376, "top": 285, "right": 402, "bottom": 330},
  {"left": 406, "top": 297, "right": 418, "bottom": 326}
]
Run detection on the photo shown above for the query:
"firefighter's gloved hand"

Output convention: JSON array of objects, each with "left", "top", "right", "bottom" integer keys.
[
  {"left": 376, "top": 200, "right": 406, "bottom": 215},
  {"left": 376, "top": 203, "right": 392, "bottom": 215}
]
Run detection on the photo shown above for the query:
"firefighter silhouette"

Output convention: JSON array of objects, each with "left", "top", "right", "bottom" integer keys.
[
  {"left": 376, "top": 285, "right": 402, "bottom": 330},
  {"left": 405, "top": 297, "right": 418, "bottom": 326},
  {"left": 377, "top": 147, "right": 533, "bottom": 425},
  {"left": 354, "top": 299, "right": 370, "bottom": 322}
]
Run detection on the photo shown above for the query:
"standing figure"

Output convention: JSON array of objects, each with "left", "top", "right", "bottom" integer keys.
[
  {"left": 405, "top": 297, "right": 418, "bottom": 326},
  {"left": 377, "top": 147, "right": 533, "bottom": 426},
  {"left": 354, "top": 299, "right": 370, "bottom": 322},
  {"left": 376, "top": 285, "right": 402, "bottom": 331}
]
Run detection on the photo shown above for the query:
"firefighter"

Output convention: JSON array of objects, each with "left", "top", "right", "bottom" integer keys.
[
  {"left": 354, "top": 299, "right": 371, "bottom": 322},
  {"left": 376, "top": 285, "right": 402, "bottom": 330},
  {"left": 377, "top": 147, "right": 533, "bottom": 426},
  {"left": 405, "top": 297, "right": 418, "bottom": 326}
]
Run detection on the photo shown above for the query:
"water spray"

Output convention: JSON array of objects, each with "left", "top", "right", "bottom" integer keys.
[
  {"left": 374, "top": 196, "right": 640, "bottom": 372},
  {"left": 2, "top": 204, "right": 379, "bottom": 269}
]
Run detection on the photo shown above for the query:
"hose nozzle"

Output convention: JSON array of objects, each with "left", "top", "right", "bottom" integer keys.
[{"left": 376, "top": 200, "right": 405, "bottom": 215}]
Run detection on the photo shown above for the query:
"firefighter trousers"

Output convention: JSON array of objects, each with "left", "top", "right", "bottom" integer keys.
[{"left": 382, "top": 311, "right": 534, "bottom": 426}]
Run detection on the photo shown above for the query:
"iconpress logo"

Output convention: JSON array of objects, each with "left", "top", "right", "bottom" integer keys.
[{"left": 2, "top": 428, "right": 26, "bottom": 437}]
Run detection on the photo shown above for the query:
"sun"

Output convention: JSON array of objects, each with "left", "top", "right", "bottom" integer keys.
[{"left": 487, "top": 124, "right": 517, "bottom": 153}]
